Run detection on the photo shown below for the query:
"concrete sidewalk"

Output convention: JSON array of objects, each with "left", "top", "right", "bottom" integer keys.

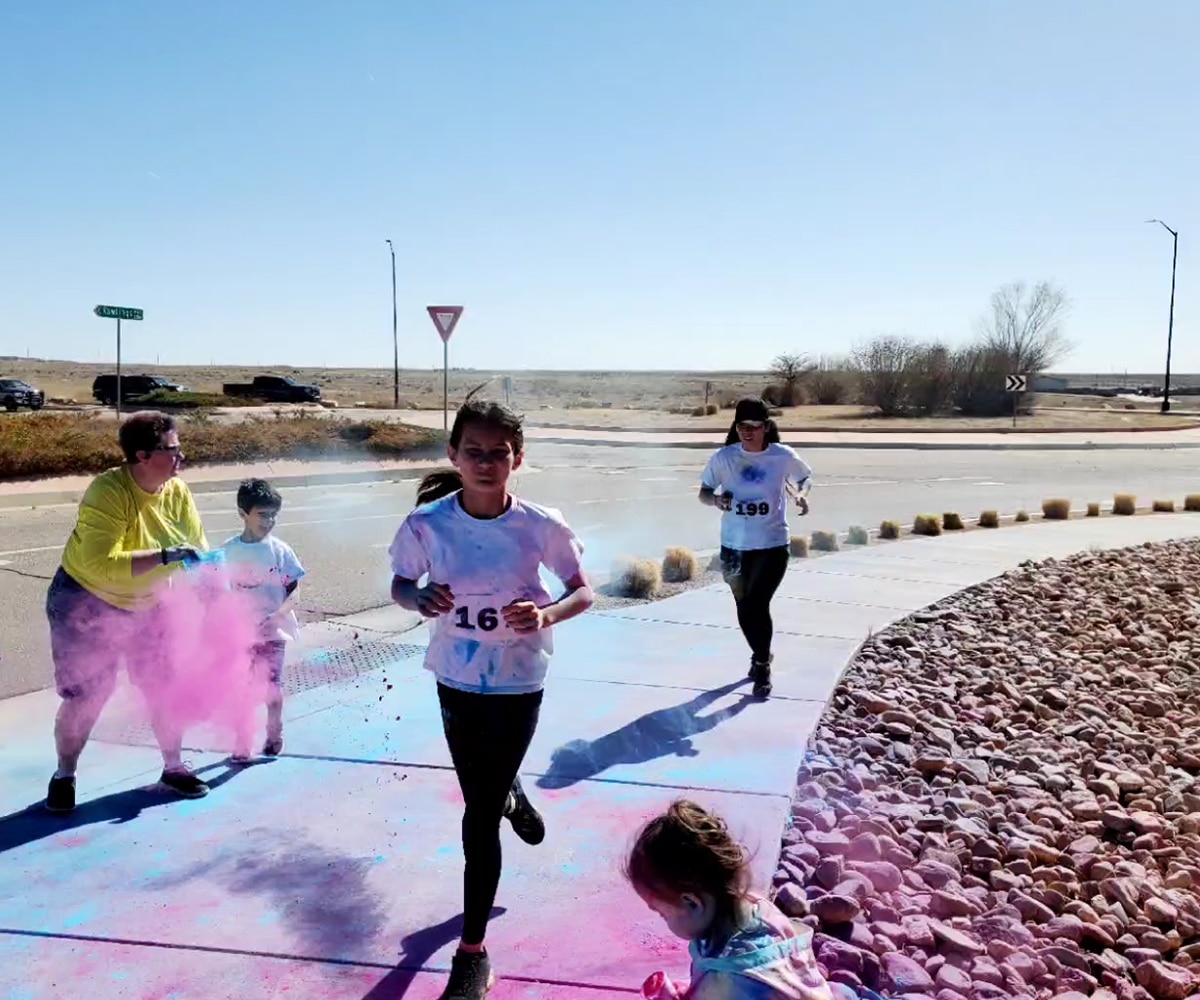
[{"left": 2, "top": 515, "right": 1200, "bottom": 998}]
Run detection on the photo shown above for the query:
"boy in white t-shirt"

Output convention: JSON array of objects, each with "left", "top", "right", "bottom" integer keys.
[{"left": 221, "top": 478, "right": 306, "bottom": 761}]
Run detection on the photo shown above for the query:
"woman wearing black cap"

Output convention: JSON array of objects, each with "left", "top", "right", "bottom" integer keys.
[{"left": 698, "top": 397, "right": 812, "bottom": 697}]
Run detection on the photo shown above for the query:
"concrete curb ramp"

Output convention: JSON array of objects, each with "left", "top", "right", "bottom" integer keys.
[{"left": 1, "top": 516, "right": 1199, "bottom": 998}]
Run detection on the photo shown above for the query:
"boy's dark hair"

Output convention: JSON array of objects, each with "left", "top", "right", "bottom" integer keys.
[
  {"left": 119, "top": 411, "right": 178, "bottom": 464},
  {"left": 625, "top": 799, "right": 750, "bottom": 910},
  {"left": 237, "top": 478, "right": 283, "bottom": 513},
  {"left": 415, "top": 469, "right": 463, "bottom": 507},
  {"left": 449, "top": 399, "right": 524, "bottom": 455}
]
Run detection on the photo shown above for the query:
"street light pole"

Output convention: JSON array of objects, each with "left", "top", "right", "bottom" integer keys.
[
  {"left": 1147, "top": 219, "right": 1179, "bottom": 414},
  {"left": 385, "top": 238, "right": 398, "bottom": 409}
]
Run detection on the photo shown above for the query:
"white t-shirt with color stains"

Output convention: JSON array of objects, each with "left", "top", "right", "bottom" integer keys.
[
  {"left": 700, "top": 443, "right": 813, "bottom": 551},
  {"left": 388, "top": 493, "right": 586, "bottom": 694}
]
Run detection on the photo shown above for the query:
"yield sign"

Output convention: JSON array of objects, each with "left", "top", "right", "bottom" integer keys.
[{"left": 426, "top": 305, "right": 464, "bottom": 343}]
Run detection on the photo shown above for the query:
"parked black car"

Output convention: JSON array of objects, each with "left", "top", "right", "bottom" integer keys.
[
  {"left": 92, "top": 374, "right": 186, "bottom": 406},
  {"left": 222, "top": 374, "right": 321, "bottom": 403},
  {"left": 0, "top": 378, "right": 45, "bottom": 411}
]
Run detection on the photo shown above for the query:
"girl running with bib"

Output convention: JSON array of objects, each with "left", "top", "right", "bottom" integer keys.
[
  {"left": 627, "top": 799, "right": 833, "bottom": 1000},
  {"left": 699, "top": 397, "right": 812, "bottom": 699},
  {"left": 388, "top": 400, "right": 594, "bottom": 1000}
]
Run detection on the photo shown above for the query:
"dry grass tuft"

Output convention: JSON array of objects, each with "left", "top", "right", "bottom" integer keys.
[
  {"left": 1086, "top": 502, "right": 1101, "bottom": 518},
  {"left": 846, "top": 525, "right": 870, "bottom": 546},
  {"left": 1014, "top": 509, "right": 1030, "bottom": 523},
  {"left": 942, "top": 512, "right": 965, "bottom": 531},
  {"left": 878, "top": 520, "right": 901, "bottom": 540},
  {"left": 661, "top": 546, "right": 698, "bottom": 583},
  {"left": 978, "top": 510, "right": 1000, "bottom": 528},
  {"left": 610, "top": 557, "right": 662, "bottom": 599},
  {"left": 1113, "top": 494, "right": 1137, "bottom": 516},
  {"left": 913, "top": 514, "right": 942, "bottom": 536},
  {"left": 789, "top": 534, "right": 809, "bottom": 558},
  {"left": 1185, "top": 495, "right": 1200, "bottom": 513},
  {"left": 1153, "top": 498, "right": 1177, "bottom": 513},
  {"left": 1041, "top": 498, "right": 1072, "bottom": 520},
  {"left": 810, "top": 530, "right": 839, "bottom": 552}
]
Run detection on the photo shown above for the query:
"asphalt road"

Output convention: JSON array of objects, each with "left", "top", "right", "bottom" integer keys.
[{"left": 3, "top": 442, "right": 1200, "bottom": 698}]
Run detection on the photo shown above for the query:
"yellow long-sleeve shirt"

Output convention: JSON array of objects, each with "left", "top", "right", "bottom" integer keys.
[{"left": 60, "top": 465, "right": 209, "bottom": 611}]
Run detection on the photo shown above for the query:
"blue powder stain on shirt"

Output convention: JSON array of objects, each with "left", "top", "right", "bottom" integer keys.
[{"left": 740, "top": 464, "right": 767, "bottom": 483}]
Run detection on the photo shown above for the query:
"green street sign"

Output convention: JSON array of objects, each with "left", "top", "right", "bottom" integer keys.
[{"left": 94, "top": 305, "right": 143, "bottom": 321}]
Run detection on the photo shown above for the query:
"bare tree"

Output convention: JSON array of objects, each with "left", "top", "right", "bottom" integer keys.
[
  {"left": 907, "top": 342, "right": 955, "bottom": 415},
  {"left": 850, "top": 336, "right": 917, "bottom": 417},
  {"left": 809, "top": 355, "right": 852, "bottom": 405},
  {"left": 768, "top": 352, "right": 816, "bottom": 405},
  {"left": 977, "top": 281, "right": 1073, "bottom": 374}
]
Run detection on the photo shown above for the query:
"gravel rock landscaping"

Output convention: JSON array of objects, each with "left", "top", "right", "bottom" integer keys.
[{"left": 774, "top": 539, "right": 1200, "bottom": 1000}]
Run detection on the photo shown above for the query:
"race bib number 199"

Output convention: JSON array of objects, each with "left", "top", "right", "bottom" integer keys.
[{"left": 733, "top": 500, "right": 770, "bottom": 517}]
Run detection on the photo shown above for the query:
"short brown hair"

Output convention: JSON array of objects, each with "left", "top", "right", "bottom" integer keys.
[
  {"left": 118, "top": 411, "right": 178, "bottom": 463},
  {"left": 625, "top": 799, "right": 750, "bottom": 909}
]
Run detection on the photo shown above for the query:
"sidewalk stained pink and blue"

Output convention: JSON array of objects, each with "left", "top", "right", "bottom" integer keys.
[{"left": 3, "top": 515, "right": 1200, "bottom": 999}]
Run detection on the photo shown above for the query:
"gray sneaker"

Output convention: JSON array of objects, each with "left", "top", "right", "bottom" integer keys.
[{"left": 159, "top": 767, "right": 210, "bottom": 799}]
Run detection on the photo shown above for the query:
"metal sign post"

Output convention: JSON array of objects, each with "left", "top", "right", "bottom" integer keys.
[
  {"left": 426, "top": 306, "right": 464, "bottom": 431},
  {"left": 1006, "top": 373, "right": 1027, "bottom": 428},
  {"left": 94, "top": 305, "right": 144, "bottom": 416}
]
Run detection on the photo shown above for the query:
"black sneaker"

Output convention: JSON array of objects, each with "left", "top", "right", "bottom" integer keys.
[
  {"left": 504, "top": 777, "right": 545, "bottom": 846},
  {"left": 262, "top": 735, "right": 284, "bottom": 757},
  {"left": 440, "top": 948, "right": 494, "bottom": 1000},
  {"left": 159, "top": 767, "right": 210, "bottom": 799},
  {"left": 45, "top": 774, "right": 76, "bottom": 813},
  {"left": 750, "top": 658, "right": 773, "bottom": 699}
]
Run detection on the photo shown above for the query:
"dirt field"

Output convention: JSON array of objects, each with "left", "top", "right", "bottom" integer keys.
[{"left": 2, "top": 359, "right": 1197, "bottom": 432}]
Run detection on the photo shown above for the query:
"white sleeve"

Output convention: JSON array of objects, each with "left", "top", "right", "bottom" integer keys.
[
  {"left": 276, "top": 540, "right": 306, "bottom": 585},
  {"left": 700, "top": 450, "right": 725, "bottom": 491},
  {"left": 388, "top": 516, "right": 430, "bottom": 580},
  {"left": 788, "top": 450, "right": 813, "bottom": 487},
  {"left": 541, "top": 514, "right": 586, "bottom": 585}
]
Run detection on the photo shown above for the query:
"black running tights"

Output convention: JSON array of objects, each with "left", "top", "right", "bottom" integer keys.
[
  {"left": 720, "top": 545, "right": 790, "bottom": 662},
  {"left": 437, "top": 683, "right": 543, "bottom": 946}
]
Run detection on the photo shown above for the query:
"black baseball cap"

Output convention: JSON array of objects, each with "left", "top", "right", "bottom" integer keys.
[{"left": 734, "top": 397, "right": 770, "bottom": 423}]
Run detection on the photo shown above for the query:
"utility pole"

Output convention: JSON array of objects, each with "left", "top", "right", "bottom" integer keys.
[
  {"left": 1146, "top": 219, "right": 1179, "bottom": 413},
  {"left": 385, "top": 238, "right": 398, "bottom": 409}
]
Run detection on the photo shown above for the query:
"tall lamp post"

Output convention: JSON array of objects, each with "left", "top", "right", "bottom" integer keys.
[
  {"left": 1146, "top": 219, "right": 1179, "bottom": 414},
  {"left": 385, "top": 238, "right": 398, "bottom": 409}
]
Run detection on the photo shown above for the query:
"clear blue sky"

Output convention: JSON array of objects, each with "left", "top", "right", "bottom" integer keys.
[{"left": 2, "top": 2, "right": 1196, "bottom": 373}]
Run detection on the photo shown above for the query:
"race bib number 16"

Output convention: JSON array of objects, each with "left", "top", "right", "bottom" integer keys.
[{"left": 452, "top": 596, "right": 513, "bottom": 642}]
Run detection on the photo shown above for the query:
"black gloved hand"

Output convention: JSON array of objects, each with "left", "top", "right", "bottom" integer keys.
[{"left": 161, "top": 546, "right": 201, "bottom": 566}]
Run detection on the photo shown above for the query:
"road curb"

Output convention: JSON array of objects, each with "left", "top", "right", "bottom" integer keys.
[{"left": 532, "top": 435, "right": 1200, "bottom": 452}]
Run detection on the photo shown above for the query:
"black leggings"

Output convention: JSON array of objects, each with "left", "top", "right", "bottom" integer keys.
[
  {"left": 720, "top": 545, "right": 790, "bottom": 662},
  {"left": 437, "top": 683, "right": 543, "bottom": 946}
]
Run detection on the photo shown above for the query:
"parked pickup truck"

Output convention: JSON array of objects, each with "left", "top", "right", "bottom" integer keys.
[
  {"left": 222, "top": 375, "right": 322, "bottom": 403},
  {"left": 92, "top": 374, "right": 186, "bottom": 406},
  {"left": 0, "top": 378, "right": 45, "bottom": 411}
]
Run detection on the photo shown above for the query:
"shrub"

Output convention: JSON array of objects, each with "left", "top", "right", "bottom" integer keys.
[
  {"left": 611, "top": 557, "right": 662, "bottom": 599},
  {"left": 810, "top": 358, "right": 851, "bottom": 405},
  {"left": 789, "top": 534, "right": 809, "bottom": 558},
  {"left": 878, "top": 520, "right": 901, "bottom": 540},
  {"left": 689, "top": 405, "right": 706, "bottom": 417},
  {"left": 942, "top": 512, "right": 964, "bottom": 531},
  {"left": 978, "top": 510, "right": 1000, "bottom": 528},
  {"left": 1041, "top": 498, "right": 1072, "bottom": 520},
  {"left": 1086, "top": 502, "right": 1101, "bottom": 517},
  {"left": 768, "top": 353, "right": 816, "bottom": 407},
  {"left": 1014, "top": 509, "right": 1030, "bottom": 522},
  {"left": 811, "top": 530, "right": 839, "bottom": 552},
  {"left": 913, "top": 514, "right": 942, "bottom": 536},
  {"left": 1186, "top": 494, "right": 1200, "bottom": 513},
  {"left": 1153, "top": 499, "right": 1176, "bottom": 513},
  {"left": 705, "top": 402, "right": 719, "bottom": 415},
  {"left": 1113, "top": 494, "right": 1137, "bottom": 516},
  {"left": 909, "top": 344, "right": 956, "bottom": 416},
  {"left": 850, "top": 336, "right": 917, "bottom": 416},
  {"left": 661, "top": 546, "right": 698, "bottom": 583},
  {"left": 846, "top": 525, "right": 870, "bottom": 546}
]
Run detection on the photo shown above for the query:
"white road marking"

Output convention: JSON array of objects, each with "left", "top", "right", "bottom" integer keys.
[{"left": 0, "top": 544, "right": 62, "bottom": 557}]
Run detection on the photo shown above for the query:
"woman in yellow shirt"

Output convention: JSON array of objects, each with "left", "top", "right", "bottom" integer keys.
[{"left": 45, "top": 411, "right": 210, "bottom": 813}]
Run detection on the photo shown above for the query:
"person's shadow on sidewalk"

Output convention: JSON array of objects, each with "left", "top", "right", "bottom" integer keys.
[
  {"left": 361, "top": 908, "right": 506, "bottom": 998},
  {"left": 0, "top": 761, "right": 248, "bottom": 856},
  {"left": 535, "top": 679, "right": 756, "bottom": 790}
]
